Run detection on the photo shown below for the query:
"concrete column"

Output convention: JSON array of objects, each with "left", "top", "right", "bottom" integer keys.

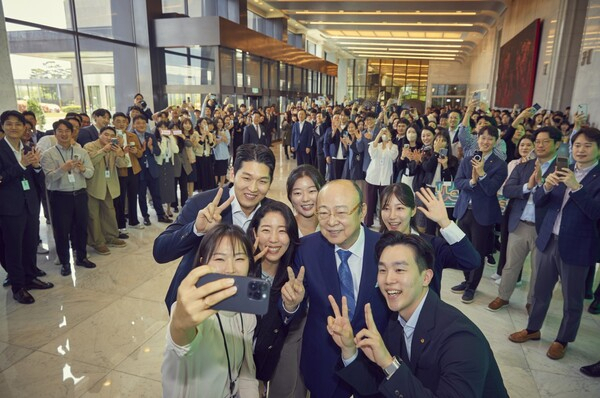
[{"left": 0, "top": 2, "right": 18, "bottom": 110}]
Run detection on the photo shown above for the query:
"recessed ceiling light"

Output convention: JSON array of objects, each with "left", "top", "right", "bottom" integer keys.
[
  {"left": 329, "top": 36, "right": 464, "bottom": 42},
  {"left": 309, "top": 22, "right": 474, "bottom": 27},
  {"left": 294, "top": 11, "right": 476, "bottom": 16}
]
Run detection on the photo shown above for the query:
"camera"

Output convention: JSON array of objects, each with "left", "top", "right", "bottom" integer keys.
[
  {"left": 140, "top": 100, "right": 147, "bottom": 109},
  {"left": 473, "top": 150, "right": 483, "bottom": 162},
  {"left": 111, "top": 138, "right": 118, "bottom": 146},
  {"left": 248, "top": 280, "right": 269, "bottom": 301}
]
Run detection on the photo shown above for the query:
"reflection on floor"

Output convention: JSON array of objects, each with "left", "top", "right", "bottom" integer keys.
[{"left": 0, "top": 144, "right": 599, "bottom": 397}]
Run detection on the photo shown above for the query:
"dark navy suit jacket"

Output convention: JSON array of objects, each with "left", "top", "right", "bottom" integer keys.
[
  {"left": 533, "top": 163, "right": 600, "bottom": 266},
  {"left": 0, "top": 140, "right": 43, "bottom": 217},
  {"left": 155, "top": 186, "right": 273, "bottom": 310},
  {"left": 288, "top": 227, "right": 390, "bottom": 398},
  {"left": 139, "top": 132, "right": 161, "bottom": 179},
  {"left": 337, "top": 291, "right": 508, "bottom": 398},
  {"left": 77, "top": 125, "right": 99, "bottom": 147},
  {"left": 243, "top": 124, "right": 267, "bottom": 145},
  {"left": 291, "top": 121, "right": 313, "bottom": 152},
  {"left": 503, "top": 158, "right": 556, "bottom": 233},
  {"left": 453, "top": 153, "right": 508, "bottom": 226}
]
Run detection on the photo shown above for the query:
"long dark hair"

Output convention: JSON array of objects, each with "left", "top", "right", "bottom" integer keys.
[
  {"left": 153, "top": 121, "right": 169, "bottom": 141},
  {"left": 193, "top": 224, "right": 258, "bottom": 277},
  {"left": 247, "top": 202, "right": 299, "bottom": 291},
  {"left": 286, "top": 164, "right": 325, "bottom": 203},
  {"left": 378, "top": 183, "right": 417, "bottom": 233}
]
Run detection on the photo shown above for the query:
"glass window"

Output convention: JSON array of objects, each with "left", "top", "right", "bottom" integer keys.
[
  {"left": 220, "top": 48, "right": 234, "bottom": 87},
  {"left": 279, "top": 63, "right": 287, "bottom": 91},
  {"left": 74, "top": 0, "right": 134, "bottom": 42},
  {"left": 236, "top": 51, "right": 244, "bottom": 87},
  {"left": 270, "top": 62, "right": 278, "bottom": 91},
  {"left": 162, "top": 0, "right": 186, "bottom": 14},
  {"left": 6, "top": 22, "right": 82, "bottom": 130},
  {"left": 262, "top": 60, "right": 270, "bottom": 89},
  {"left": 246, "top": 54, "right": 261, "bottom": 88},
  {"left": 3, "top": 0, "right": 74, "bottom": 30},
  {"left": 292, "top": 67, "right": 302, "bottom": 91}
]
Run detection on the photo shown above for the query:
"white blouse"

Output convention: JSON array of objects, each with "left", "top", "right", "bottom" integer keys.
[
  {"left": 365, "top": 141, "right": 399, "bottom": 186},
  {"left": 162, "top": 304, "right": 259, "bottom": 398}
]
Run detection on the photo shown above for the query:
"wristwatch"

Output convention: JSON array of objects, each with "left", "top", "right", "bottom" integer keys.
[{"left": 383, "top": 356, "right": 402, "bottom": 379}]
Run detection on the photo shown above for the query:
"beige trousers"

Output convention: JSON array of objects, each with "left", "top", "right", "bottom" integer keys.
[{"left": 87, "top": 191, "right": 119, "bottom": 247}]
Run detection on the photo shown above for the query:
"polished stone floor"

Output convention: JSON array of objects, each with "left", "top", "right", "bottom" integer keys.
[{"left": 0, "top": 144, "right": 599, "bottom": 397}]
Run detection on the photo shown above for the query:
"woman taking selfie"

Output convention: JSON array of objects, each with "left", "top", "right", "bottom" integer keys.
[
  {"left": 286, "top": 164, "right": 325, "bottom": 237},
  {"left": 248, "top": 202, "right": 306, "bottom": 398},
  {"left": 162, "top": 223, "right": 259, "bottom": 397},
  {"left": 378, "top": 183, "right": 479, "bottom": 296}
]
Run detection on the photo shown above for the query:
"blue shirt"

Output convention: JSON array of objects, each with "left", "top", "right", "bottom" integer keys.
[{"left": 520, "top": 156, "right": 555, "bottom": 223}]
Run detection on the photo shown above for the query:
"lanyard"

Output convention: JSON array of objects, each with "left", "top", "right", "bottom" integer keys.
[
  {"left": 216, "top": 313, "right": 245, "bottom": 397},
  {"left": 56, "top": 146, "right": 74, "bottom": 174}
]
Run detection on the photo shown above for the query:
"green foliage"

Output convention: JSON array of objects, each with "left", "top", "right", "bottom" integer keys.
[
  {"left": 62, "top": 105, "right": 82, "bottom": 113},
  {"left": 26, "top": 99, "right": 45, "bottom": 129}
]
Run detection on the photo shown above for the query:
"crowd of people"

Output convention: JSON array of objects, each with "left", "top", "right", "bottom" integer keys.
[{"left": 1, "top": 93, "right": 599, "bottom": 397}]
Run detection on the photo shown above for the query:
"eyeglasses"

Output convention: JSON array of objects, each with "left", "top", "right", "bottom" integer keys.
[
  {"left": 316, "top": 202, "right": 361, "bottom": 222},
  {"left": 534, "top": 139, "right": 553, "bottom": 146}
]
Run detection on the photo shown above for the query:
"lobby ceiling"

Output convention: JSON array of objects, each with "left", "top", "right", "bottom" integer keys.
[{"left": 255, "top": 0, "right": 507, "bottom": 62}]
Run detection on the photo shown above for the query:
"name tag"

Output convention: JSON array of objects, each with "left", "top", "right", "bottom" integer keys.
[
  {"left": 68, "top": 174, "right": 76, "bottom": 183},
  {"left": 21, "top": 179, "right": 30, "bottom": 191},
  {"left": 105, "top": 170, "right": 111, "bottom": 178}
]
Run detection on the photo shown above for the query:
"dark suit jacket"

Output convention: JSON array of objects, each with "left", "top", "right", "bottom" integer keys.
[
  {"left": 313, "top": 124, "right": 326, "bottom": 157},
  {"left": 533, "top": 163, "right": 600, "bottom": 266},
  {"left": 0, "top": 140, "right": 43, "bottom": 216},
  {"left": 155, "top": 185, "right": 273, "bottom": 310},
  {"left": 139, "top": 132, "right": 161, "bottom": 179},
  {"left": 503, "top": 159, "right": 556, "bottom": 233},
  {"left": 337, "top": 291, "right": 508, "bottom": 398},
  {"left": 453, "top": 153, "right": 508, "bottom": 226},
  {"left": 77, "top": 125, "right": 99, "bottom": 147},
  {"left": 291, "top": 121, "right": 313, "bottom": 152},
  {"left": 243, "top": 124, "right": 267, "bottom": 145},
  {"left": 288, "top": 227, "right": 390, "bottom": 398}
]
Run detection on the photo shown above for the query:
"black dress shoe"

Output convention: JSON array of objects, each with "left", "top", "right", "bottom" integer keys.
[
  {"left": 589, "top": 298, "right": 600, "bottom": 314},
  {"left": 118, "top": 232, "right": 129, "bottom": 239},
  {"left": 61, "top": 264, "right": 71, "bottom": 276},
  {"left": 585, "top": 290, "right": 594, "bottom": 300},
  {"left": 35, "top": 267, "right": 47, "bottom": 277},
  {"left": 76, "top": 258, "right": 96, "bottom": 269},
  {"left": 580, "top": 361, "right": 600, "bottom": 377},
  {"left": 143, "top": 216, "right": 151, "bottom": 226},
  {"left": 13, "top": 288, "right": 35, "bottom": 304},
  {"left": 26, "top": 278, "right": 54, "bottom": 290},
  {"left": 158, "top": 215, "right": 173, "bottom": 224},
  {"left": 3, "top": 277, "right": 10, "bottom": 287}
]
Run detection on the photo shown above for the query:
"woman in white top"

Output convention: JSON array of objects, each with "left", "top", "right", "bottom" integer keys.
[
  {"left": 213, "top": 117, "right": 231, "bottom": 188},
  {"left": 162, "top": 224, "right": 259, "bottom": 398},
  {"left": 285, "top": 164, "right": 325, "bottom": 238},
  {"left": 154, "top": 122, "right": 179, "bottom": 218},
  {"left": 364, "top": 128, "right": 399, "bottom": 227}
]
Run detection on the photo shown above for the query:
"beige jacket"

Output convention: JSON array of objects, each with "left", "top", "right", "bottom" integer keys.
[{"left": 84, "top": 139, "right": 128, "bottom": 200}]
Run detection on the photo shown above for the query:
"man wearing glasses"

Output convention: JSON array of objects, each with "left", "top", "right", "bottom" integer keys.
[{"left": 281, "top": 179, "right": 389, "bottom": 398}]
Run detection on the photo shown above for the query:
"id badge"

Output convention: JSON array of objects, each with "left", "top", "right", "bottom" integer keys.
[
  {"left": 21, "top": 179, "right": 30, "bottom": 191},
  {"left": 68, "top": 173, "right": 76, "bottom": 183},
  {"left": 105, "top": 170, "right": 111, "bottom": 178}
]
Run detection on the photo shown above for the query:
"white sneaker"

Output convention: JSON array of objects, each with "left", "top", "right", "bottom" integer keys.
[
  {"left": 495, "top": 277, "right": 502, "bottom": 285},
  {"left": 130, "top": 223, "right": 145, "bottom": 230},
  {"left": 490, "top": 273, "right": 501, "bottom": 280},
  {"left": 37, "top": 243, "right": 49, "bottom": 255},
  {"left": 119, "top": 228, "right": 128, "bottom": 233}
]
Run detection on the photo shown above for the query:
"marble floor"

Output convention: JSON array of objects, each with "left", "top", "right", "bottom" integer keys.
[{"left": 1, "top": 144, "right": 599, "bottom": 397}]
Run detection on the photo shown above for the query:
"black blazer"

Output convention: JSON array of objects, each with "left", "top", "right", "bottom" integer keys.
[
  {"left": 0, "top": 139, "right": 43, "bottom": 217},
  {"left": 242, "top": 124, "right": 267, "bottom": 146},
  {"left": 337, "top": 291, "right": 508, "bottom": 398},
  {"left": 77, "top": 125, "right": 99, "bottom": 147},
  {"left": 155, "top": 185, "right": 273, "bottom": 310}
]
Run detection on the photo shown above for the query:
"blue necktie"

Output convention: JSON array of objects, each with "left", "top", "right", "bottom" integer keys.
[{"left": 337, "top": 249, "right": 355, "bottom": 320}]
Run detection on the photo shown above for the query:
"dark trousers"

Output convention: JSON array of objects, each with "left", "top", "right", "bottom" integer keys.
[
  {"left": 49, "top": 190, "right": 88, "bottom": 264},
  {"left": 116, "top": 168, "right": 140, "bottom": 228},
  {"left": 585, "top": 264, "right": 595, "bottom": 296},
  {"left": 527, "top": 235, "right": 588, "bottom": 342},
  {"left": 316, "top": 152, "right": 326, "bottom": 179},
  {"left": 172, "top": 171, "right": 189, "bottom": 209},
  {"left": 333, "top": 159, "right": 345, "bottom": 180},
  {"left": 365, "top": 183, "right": 385, "bottom": 227},
  {"left": 0, "top": 211, "right": 38, "bottom": 292},
  {"left": 297, "top": 150, "right": 309, "bottom": 166},
  {"left": 138, "top": 168, "right": 164, "bottom": 218},
  {"left": 458, "top": 210, "right": 492, "bottom": 291}
]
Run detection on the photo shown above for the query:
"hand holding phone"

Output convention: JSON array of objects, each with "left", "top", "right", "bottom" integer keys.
[
  {"left": 556, "top": 156, "right": 569, "bottom": 171},
  {"left": 195, "top": 272, "right": 270, "bottom": 315}
]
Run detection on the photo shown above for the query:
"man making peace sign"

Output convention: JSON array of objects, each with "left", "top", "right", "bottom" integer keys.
[{"left": 154, "top": 144, "right": 276, "bottom": 311}]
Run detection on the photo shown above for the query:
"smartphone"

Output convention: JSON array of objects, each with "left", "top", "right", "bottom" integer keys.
[
  {"left": 439, "top": 148, "right": 448, "bottom": 158},
  {"left": 73, "top": 154, "right": 81, "bottom": 162},
  {"left": 111, "top": 138, "right": 118, "bottom": 145},
  {"left": 472, "top": 92, "right": 481, "bottom": 101},
  {"left": 128, "top": 141, "right": 136, "bottom": 147},
  {"left": 556, "top": 156, "right": 569, "bottom": 171},
  {"left": 195, "top": 273, "right": 270, "bottom": 316},
  {"left": 473, "top": 150, "right": 483, "bottom": 162},
  {"left": 577, "top": 104, "right": 588, "bottom": 118},
  {"left": 404, "top": 144, "right": 410, "bottom": 149},
  {"left": 23, "top": 145, "right": 32, "bottom": 155},
  {"left": 532, "top": 103, "right": 542, "bottom": 112}
]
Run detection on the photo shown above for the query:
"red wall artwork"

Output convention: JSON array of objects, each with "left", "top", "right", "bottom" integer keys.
[{"left": 494, "top": 19, "right": 542, "bottom": 108}]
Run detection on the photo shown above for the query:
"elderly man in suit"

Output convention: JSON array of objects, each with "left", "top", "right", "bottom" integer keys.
[
  {"left": 0, "top": 111, "right": 54, "bottom": 304},
  {"left": 77, "top": 108, "right": 111, "bottom": 146},
  {"left": 291, "top": 109, "right": 313, "bottom": 166},
  {"left": 155, "top": 144, "right": 276, "bottom": 310},
  {"left": 487, "top": 127, "right": 561, "bottom": 313},
  {"left": 243, "top": 112, "right": 268, "bottom": 146},
  {"left": 280, "top": 179, "right": 389, "bottom": 398},
  {"left": 84, "top": 126, "right": 128, "bottom": 255},
  {"left": 329, "top": 233, "right": 508, "bottom": 398},
  {"left": 451, "top": 125, "right": 508, "bottom": 304},
  {"left": 509, "top": 127, "right": 600, "bottom": 360}
]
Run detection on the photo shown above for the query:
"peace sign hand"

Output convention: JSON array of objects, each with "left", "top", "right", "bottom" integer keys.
[
  {"left": 282, "top": 266, "right": 305, "bottom": 312},
  {"left": 194, "top": 187, "right": 235, "bottom": 234},
  {"left": 354, "top": 303, "right": 393, "bottom": 369},
  {"left": 327, "top": 295, "right": 357, "bottom": 359},
  {"left": 415, "top": 187, "right": 451, "bottom": 228},
  {"left": 252, "top": 236, "right": 269, "bottom": 263}
]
